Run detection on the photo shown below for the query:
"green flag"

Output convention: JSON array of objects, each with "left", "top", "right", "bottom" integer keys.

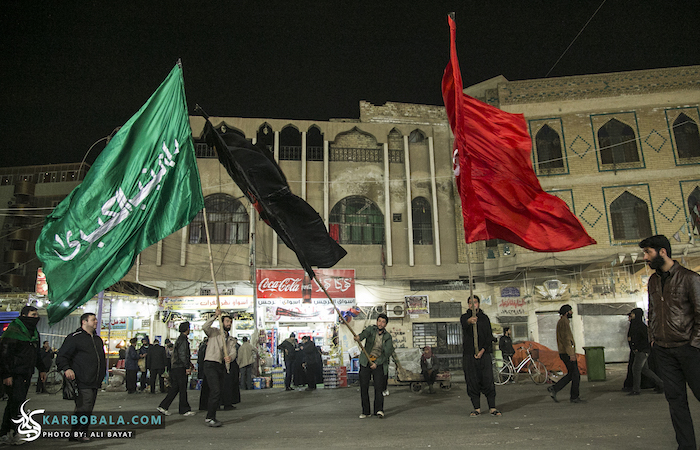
[{"left": 36, "top": 65, "right": 204, "bottom": 325}]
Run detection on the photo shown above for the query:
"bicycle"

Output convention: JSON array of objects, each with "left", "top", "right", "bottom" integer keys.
[
  {"left": 494, "top": 344, "right": 548, "bottom": 385},
  {"left": 44, "top": 363, "right": 63, "bottom": 395}
]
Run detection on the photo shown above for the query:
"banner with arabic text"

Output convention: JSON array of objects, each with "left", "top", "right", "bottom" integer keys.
[{"left": 36, "top": 65, "right": 204, "bottom": 324}]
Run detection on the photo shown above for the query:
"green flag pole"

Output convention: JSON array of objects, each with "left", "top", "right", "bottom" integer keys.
[{"left": 202, "top": 207, "right": 230, "bottom": 373}]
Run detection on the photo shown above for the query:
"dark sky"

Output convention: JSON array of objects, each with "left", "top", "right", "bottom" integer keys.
[{"left": 1, "top": 1, "right": 699, "bottom": 167}]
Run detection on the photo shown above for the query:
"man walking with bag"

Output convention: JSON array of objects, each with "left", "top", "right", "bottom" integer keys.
[{"left": 158, "top": 322, "right": 196, "bottom": 417}]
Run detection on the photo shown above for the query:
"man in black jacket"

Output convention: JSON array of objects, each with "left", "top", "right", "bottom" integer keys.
[
  {"left": 147, "top": 339, "right": 167, "bottom": 394},
  {"left": 0, "top": 306, "right": 46, "bottom": 445},
  {"left": 461, "top": 295, "right": 501, "bottom": 417},
  {"left": 626, "top": 307, "right": 663, "bottom": 396},
  {"left": 56, "top": 312, "right": 107, "bottom": 443},
  {"left": 640, "top": 235, "right": 700, "bottom": 450},
  {"left": 158, "top": 322, "right": 196, "bottom": 416}
]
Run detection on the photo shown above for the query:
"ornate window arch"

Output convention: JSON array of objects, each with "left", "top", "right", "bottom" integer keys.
[
  {"left": 598, "top": 118, "right": 639, "bottom": 165},
  {"left": 329, "top": 196, "right": 384, "bottom": 244},
  {"left": 674, "top": 113, "right": 700, "bottom": 160},
  {"left": 189, "top": 194, "right": 249, "bottom": 244},
  {"left": 610, "top": 191, "right": 652, "bottom": 241},
  {"left": 535, "top": 125, "right": 564, "bottom": 172}
]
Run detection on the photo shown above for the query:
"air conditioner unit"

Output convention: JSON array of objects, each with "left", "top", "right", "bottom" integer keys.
[
  {"left": 385, "top": 302, "right": 406, "bottom": 318},
  {"left": 374, "top": 305, "right": 385, "bottom": 314}
]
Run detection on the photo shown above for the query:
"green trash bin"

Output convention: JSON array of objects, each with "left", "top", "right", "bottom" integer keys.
[{"left": 583, "top": 346, "right": 606, "bottom": 381}]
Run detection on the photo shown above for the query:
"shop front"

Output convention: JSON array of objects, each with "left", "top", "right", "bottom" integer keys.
[{"left": 255, "top": 268, "right": 356, "bottom": 371}]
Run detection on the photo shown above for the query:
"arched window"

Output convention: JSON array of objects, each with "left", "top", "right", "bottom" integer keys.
[
  {"left": 189, "top": 194, "right": 249, "bottom": 244},
  {"left": 536, "top": 125, "right": 564, "bottom": 171},
  {"left": 256, "top": 123, "right": 274, "bottom": 154},
  {"left": 329, "top": 196, "right": 384, "bottom": 244},
  {"left": 674, "top": 113, "right": 700, "bottom": 160},
  {"left": 598, "top": 119, "right": 639, "bottom": 165},
  {"left": 280, "top": 125, "right": 302, "bottom": 160},
  {"left": 610, "top": 192, "right": 652, "bottom": 241},
  {"left": 688, "top": 186, "right": 700, "bottom": 236},
  {"left": 307, "top": 126, "right": 324, "bottom": 161},
  {"left": 409, "top": 129, "right": 426, "bottom": 144},
  {"left": 412, "top": 197, "right": 433, "bottom": 245}
]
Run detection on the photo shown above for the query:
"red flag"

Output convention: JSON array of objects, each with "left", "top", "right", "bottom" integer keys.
[{"left": 441, "top": 14, "right": 595, "bottom": 252}]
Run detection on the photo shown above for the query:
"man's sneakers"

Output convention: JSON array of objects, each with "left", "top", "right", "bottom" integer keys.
[
  {"left": 382, "top": 389, "right": 389, "bottom": 397},
  {"left": 0, "top": 433, "right": 13, "bottom": 446},
  {"left": 183, "top": 411, "right": 197, "bottom": 417},
  {"left": 376, "top": 411, "right": 385, "bottom": 419},
  {"left": 547, "top": 386, "right": 558, "bottom": 403},
  {"left": 157, "top": 407, "right": 171, "bottom": 416},
  {"left": 358, "top": 414, "right": 368, "bottom": 419},
  {"left": 570, "top": 397, "right": 586, "bottom": 404},
  {"left": 205, "top": 418, "right": 222, "bottom": 427},
  {"left": 627, "top": 391, "right": 641, "bottom": 396}
]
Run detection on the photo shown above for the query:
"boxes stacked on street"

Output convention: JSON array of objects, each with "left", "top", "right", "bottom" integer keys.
[
  {"left": 271, "top": 367, "right": 285, "bottom": 389},
  {"left": 323, "top": 366, "right": 340, "bottom": 389}
]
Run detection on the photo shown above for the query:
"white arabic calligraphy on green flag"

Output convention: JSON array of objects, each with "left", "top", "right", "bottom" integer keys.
[{"left": 36, "top": 64, "right": 204, "bottom": 325}]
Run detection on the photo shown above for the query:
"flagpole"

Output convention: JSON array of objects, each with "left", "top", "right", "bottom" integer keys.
[
  {"left": 311, "top": 273, "right": 377, "bottom": 367},
  {"left": 466, "top": 245, "right": 479, "bottom": 357},
  {"left": 202, "top": 207, "right": 230, "bottom": 373}
]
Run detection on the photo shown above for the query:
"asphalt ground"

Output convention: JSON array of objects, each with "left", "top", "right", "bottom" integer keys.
[{"left": 6, "top": 363, "right": 699, "bottom": 449}]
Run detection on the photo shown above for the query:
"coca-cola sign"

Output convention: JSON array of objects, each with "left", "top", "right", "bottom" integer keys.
[{"left": 256, "top": 269, "right": 355, "bottom": 299}]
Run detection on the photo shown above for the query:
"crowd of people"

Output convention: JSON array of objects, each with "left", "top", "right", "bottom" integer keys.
[{"left": 0, "top": 234, "right": 697, "bottom": 447}]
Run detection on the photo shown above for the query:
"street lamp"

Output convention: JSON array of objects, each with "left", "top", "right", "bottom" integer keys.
[{"left": 78, "top": 126, "right": 121, "bottom": 177}]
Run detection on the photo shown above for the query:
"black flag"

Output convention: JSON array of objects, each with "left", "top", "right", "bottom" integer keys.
[{"left": 201, "top": 120, "right": 347, "bottom": 277}]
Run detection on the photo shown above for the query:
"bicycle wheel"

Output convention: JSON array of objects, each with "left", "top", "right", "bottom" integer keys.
[
  {"left": 44, "top": 369, "right": 63, "bottom": 395},
  {"left": 527, "top": 360, "right": 548, "bottom": 385},
  {"left": 494, "top": 362, "right": 513, "bottom": 385}
]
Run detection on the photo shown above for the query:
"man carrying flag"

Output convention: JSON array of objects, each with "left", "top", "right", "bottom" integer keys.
[{"left": 36, "top": 64, "right": 204, "bottom": 325}]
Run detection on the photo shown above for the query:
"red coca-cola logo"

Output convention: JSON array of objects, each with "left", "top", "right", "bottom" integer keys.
[{"left": 258, "top": 277, "right": 302, "bottom": 293}]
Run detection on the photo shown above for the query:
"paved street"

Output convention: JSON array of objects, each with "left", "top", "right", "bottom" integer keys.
[{"left": 9, "top": 364, "right": 698, "bottom": 449}]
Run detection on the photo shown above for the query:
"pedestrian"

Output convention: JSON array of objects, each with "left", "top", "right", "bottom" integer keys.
[
  {"left": 165, "top": 339, "right": 173, "bottom": 374},
  {"left": 148, "top": 339, "right": 167, "bottom": 394},
  {"left": 301, "top": 336, "right": 319, "bottom": 391},
  {"left": 125, "top": 338, "right": 139, "bottom": 394},
  {"left": 499, "top": 327, "right": 515, "bottom": 359},
  {"left": 138, "top": 337, "right": 150, "bottom": 392},
  {"left": 197, "top": 337, "right": 209, "bottom": 411},
  {"left": 36, "top": 340, "right": 55, "bottom": 393},
  {"left": 278, "top": 333, "right": 298, "bottom": 391},
  {"left": 158, "top": 322, "right": 196, "bottom": 417},
  {"left": 56, "top": 312, "right": 107, "bottom": 443},
  {"left": 420, "top": 346, "right": 439, "bottom": 394},
  {"left": 640, "top": 235, "right": 700, "bottom": 450},
  {"left": 221, "top": 336, "right": 240, "bottom": 410},
  {"left": 202, "top": 309, "right": 236, "bottom": 427},
  {"left": 547, "top": 304, "right": 584, "bottom": 404},
  {"left": 461, "top": 295, "right": 501, "bottom": 417},
  {"left": 0, "top": 306, "right": 47, "bottom": 445},
  {"left": 237, "top": 336, "right": 256, "bottom": 390},
  {"left": 626, "top": 307, "right": 664, "bottom": 396},
  {"left": 355, "top": 313, "right": 394, "bottom": 419}
]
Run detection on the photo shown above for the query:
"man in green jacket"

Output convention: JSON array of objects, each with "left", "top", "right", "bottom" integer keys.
[{"left": 355, "top": 313, "right": 394, "bottom": 419}]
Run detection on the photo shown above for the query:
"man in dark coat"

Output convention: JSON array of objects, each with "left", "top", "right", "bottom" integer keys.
[
  {"left": 125, "top": 338, "right": 140, "bottom": 394},
  {"left": 0, "top": 306, "right": 47, "bottom": 445},
  {"left": 158, "top": 322, "right": 196, "bottom": 416},
  {"left": 627, "top": 307, "right": 664, "bottom": 395},
  {"left": 56, "top": 312, "right": 107, "bottom": 443},
  {"left": 461, "top": 295, "right": 500, "bottom": 417},
  {"left": 278, "top": 333, "right": 297, "bottom": 391},
  {"left": 36, "top": 340, "right": 55, "bottom": 393},
  {"left": 147, "top": 339, "right": 167, "bottom": 394}
]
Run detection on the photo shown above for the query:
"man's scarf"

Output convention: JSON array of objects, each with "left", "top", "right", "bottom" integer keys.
[{"left": 1, "top": 317, "right": 39, "bottom": 343}]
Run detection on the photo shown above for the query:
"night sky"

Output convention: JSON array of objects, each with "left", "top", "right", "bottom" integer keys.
[{"left": 1, "top": 1, "right": 698, "bottom": 167}]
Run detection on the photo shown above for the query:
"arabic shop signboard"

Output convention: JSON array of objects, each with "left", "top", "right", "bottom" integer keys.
[
  {"left": 160, "top": 295, "right": 253, "bottom": 311},
  {"left": 256, "top": 269, "right": 356, "bottom": 322}
]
